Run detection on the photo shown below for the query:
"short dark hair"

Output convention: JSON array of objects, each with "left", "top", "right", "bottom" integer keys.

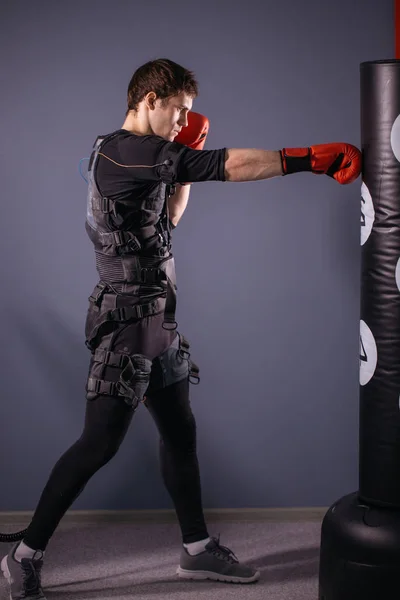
[{"left": 125, "top": 58, "right": 199, "bottom": 116}]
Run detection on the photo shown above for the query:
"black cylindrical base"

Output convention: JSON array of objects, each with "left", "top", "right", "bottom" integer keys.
[{"left": 319, "top": 492, "right": 400, "bottom": 599}]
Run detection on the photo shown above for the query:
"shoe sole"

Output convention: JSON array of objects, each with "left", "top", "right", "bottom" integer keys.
[
  {"left": 176, "top": 566, "right": 260, "bottom": 584},
  {"left": 0, "top": 555, "right": 13, "bottom": 600}
]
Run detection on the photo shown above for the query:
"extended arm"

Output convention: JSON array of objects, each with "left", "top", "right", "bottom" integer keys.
[
  {"left": 173, "top": 113, "right": 361, "bottom": 186},
  {"left": 224, "top": 144, "right": 362, "bottom": 184}
]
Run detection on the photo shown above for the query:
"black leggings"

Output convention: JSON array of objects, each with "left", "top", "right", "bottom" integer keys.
[{"left": 23, "top": 376, "right": 209, "bottom": 551}]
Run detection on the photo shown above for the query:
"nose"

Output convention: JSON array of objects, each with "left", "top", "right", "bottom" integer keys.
[{"left": 178, "top": 114, "right": 189, "bottom": 128}]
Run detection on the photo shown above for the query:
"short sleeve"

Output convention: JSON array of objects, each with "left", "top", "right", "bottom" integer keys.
[
  {"left": 117, "top": 134, "right": 188, "bottom": 184},
  {"left": 115, "top": 132, "right": 226, "bottom": 184}
]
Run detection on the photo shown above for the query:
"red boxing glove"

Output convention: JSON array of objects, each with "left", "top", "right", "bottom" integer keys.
[
  {"left": 280, "top": 143, "right": 362, "bottom": 185},
  {"left": 175, "top": 111, "right": 209, "bottom": 150}
]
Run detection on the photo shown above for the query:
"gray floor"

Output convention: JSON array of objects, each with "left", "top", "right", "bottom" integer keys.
[{"left": 0, "top": 520, "right": 322, "bottom": 599}]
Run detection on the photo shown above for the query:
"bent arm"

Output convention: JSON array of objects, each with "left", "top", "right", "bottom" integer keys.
[
  {"left": 167, "top": 148, "right": 283, "bottom": 226},
  {"left": 168, "top": 183, "right": 191, "bottom": 227},
  {"left": 167, "top": 149, "right": 282, "bottom": 227}
]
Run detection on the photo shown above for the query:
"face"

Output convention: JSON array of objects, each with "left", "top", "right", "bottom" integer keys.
[{"left": 148, "top": 91, "right": 193, "bottom": 141}]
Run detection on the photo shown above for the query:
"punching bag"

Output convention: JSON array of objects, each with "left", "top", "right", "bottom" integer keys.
[{"left": 318, "top": 60, "right": 400, "bottom": 599}]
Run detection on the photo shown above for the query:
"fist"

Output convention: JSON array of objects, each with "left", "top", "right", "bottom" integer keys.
[
  {"left": 175, "top": 112, "right": 209, "bottom": 150},
  {"left": 310, "top": 143, "right": 362, "bottom": 184},
  {"left": 281, "top": 143, "right": 362, "bottom": 185}
]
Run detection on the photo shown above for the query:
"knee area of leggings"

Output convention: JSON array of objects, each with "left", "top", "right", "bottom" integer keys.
[
  {"left": 77, "top": 435, "right": 123, "bottom": 467},
  {"left": 101, "top": 439, "right": 125, "bottom": 463},
  {"left": 160, "top": 417, "right": 197, "bottom": 451}
]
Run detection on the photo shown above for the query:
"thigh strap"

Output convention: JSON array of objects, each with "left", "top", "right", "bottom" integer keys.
[{"left": 86, "top": 349, "right": 152, "bottom": 407}]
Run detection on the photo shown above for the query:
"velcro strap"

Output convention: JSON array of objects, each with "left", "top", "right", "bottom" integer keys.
[
  {"left": 140, "top": 268, "right": 166, "bottom": 284},
  {"left": 282, "top": 148, "right": 311, "bottom": 175},
  {"left": 326, "top": 153, "right": 344, "bottom": 178},
  {"left": 93, "top": 348, "right": 127, "bottom": 367},
  {"left": 92, "top": 197, "right": 113, "bottom": 213},
  {"left": 85, "top": 298, "right": 164, "bottom": 353},
  {"left": 180, "top": 334, "right": 189, "bottom": 350},
  {"left": 86, "top": 377, "right": 135, "bottom": 404},
  {"left": 109, "top": 301, "right": 159, "bottom": 322},
  {"left": 161, "top": 276, "right": 177, "bottom": 330},
  {"left": 98, "top": 225, "right": 157, "bottom": 246},
  {"left": 189, "top": 361, "right": 199, "bottom": 375},
  {"left": 100, "top": 230, "right": 142, "bottom": 252},
  {"left": 178, "top": 334, "right": 190, "bottom": 359},
  {"left": 87, "top": 377, "right": 118, "bottom": 396}
]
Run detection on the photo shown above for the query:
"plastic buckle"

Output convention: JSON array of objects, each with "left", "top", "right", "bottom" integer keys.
[
  {"left": 88, "top": 281, "right": 108, "bottom": 306},
  {"left": 110, "top": 307, "right": 125, "bottom": 322},
  {"left": 128, "top": 236, "right": 141, "bottom": 252},
  {"left": 101, "top": 350, "right": 113, "bottom": 366},
  {"left": 93, "top": 379, "right": 102, "bottom": 393},
  {"left": 118, "top": 307, "right": 127, "bottom": 321},
  {"left": 101, "top": 197, "right": 111, "bottom": 213},
  {"left": 113, "top": 231, "right": 126, "bottom": 247}
]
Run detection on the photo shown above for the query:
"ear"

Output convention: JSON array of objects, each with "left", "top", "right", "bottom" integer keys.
[{"left": 145, "top": 92, "right": 157, "bottom": 110}]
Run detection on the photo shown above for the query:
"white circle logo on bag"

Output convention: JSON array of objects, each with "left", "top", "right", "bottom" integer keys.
[
  {"left": 390, "top": 114, "right": 400, "bottom": 162},
  {"left": 360, "top": 320, "right": 377, "bottom": 386},
  {"left": 396, "top": 257, "right": 400, "bottom": 292},
  {"left": 361, "top": 182, "right": 375, "bottom": 246}
]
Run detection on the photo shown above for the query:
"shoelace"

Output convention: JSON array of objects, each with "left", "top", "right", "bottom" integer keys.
[
  {"left": 208, "top": 534, "right": 239, "bottom": 564},
  {"left": 20, "top": 556, "right": 43, "bottom": 597}
]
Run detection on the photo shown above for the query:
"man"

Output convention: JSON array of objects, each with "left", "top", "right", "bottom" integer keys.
[{"left": 1, "top": 58, "right": 361, "bottom": 599}]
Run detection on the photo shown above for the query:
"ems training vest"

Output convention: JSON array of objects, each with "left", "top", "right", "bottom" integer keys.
[{"left": 84, "top": 130, "right": 187, "bottom": 351}]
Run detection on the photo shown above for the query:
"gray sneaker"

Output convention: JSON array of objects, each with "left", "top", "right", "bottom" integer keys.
[
  {"left": 177, "top": 535, "right": 260, "bottom": 584},
  {"left": 1, "top": 542, "right": 46, "bottom": 599}
]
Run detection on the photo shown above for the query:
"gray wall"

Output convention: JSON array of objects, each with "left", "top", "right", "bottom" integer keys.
[{"left": 0, "top": 0, "right": 392, "bottom": 511}]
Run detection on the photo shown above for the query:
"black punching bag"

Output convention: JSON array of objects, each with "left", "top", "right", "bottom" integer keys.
[{"left": 318, "top": 60, "right": 400, "bottom": 599}]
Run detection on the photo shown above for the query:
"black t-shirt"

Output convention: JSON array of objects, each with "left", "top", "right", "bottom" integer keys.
[{"left": 95, "top": 129, "right": 226, "bottom": 202}]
